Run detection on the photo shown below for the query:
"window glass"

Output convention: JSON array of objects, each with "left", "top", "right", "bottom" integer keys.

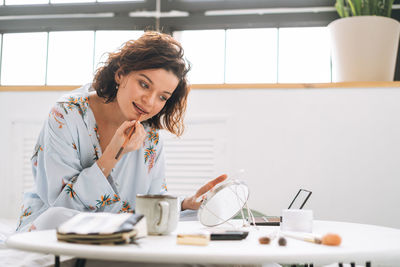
[
  {"left": 278, "top": 27, "right": 331, "bottom": 83},
  {"left": 94, "top": 30, "right": 143, "bottom": 71},
  {"left": 174, "top": 30, "right": 225, "bottom": 84},
  {"left": 50, "top": 0, "right": 94, "bottom": 3},
  {"left": 47, "top": 31, "right": 94, "bottom": 85},
  {"left": 97, "top": 0, "right": 142, "bottom": 2},
  {"left": 5, "top": 0, "right": 48, "bottom": 4},
  {"left": 226, "top": 28, "right": 278, "bottom": 83},
  {"left": 1, "top": 32, "right": 47, "bottom": 85}
]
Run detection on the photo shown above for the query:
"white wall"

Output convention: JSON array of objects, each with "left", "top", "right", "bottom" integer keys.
[
  {"left": 0, "top": 91, "right": 67, "bottom": 222},
  {"left": 1, "top": 86, "right": 400, "bottom": 229}
]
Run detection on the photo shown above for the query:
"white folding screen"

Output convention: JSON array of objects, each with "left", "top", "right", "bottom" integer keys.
[
  {"left": 162, "top": 115, "right": 229, "bottom": 196},
  {"left": 6, "top": 120, "right": 42, "bottom": 220}
]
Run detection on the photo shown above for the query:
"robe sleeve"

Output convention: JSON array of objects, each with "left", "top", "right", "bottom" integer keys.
[{"left": 34, "top": 103, "right": 121, "bottom": 212}]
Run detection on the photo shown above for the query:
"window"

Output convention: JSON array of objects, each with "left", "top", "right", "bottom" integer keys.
[
  {"left": 5, "top": 0, "right": 48, "bottom": 4},
  {"left": 97, "top": 0, "right": 142, "bottom": 2},
  {"left": 47, "top": 31, "right": 94, "bottom": 85},
  {"left": 278, "top": 27, "right": 331, "bottom": 83},
  {"left": 174, "top": 30, "right": 225, "bottom": 84},
  {"left": 50, "top": 0, "right": 94, "bottom": 3},
  {"left": 94, "top": 30, "right": 143, "bottom": 71},
  {"left": 1, "top": 32, "right": 48, "bottom": 85},
  {"left": 225, "top": 28, "right": 278, "bottom": 83},
  {"left": 0, "top": 28, "right": 334, "bottom": 86}
]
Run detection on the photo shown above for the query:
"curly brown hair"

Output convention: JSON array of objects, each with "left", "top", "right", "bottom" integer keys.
[{"left": 92, "top": 31, "right": 191, "bottom": 136}]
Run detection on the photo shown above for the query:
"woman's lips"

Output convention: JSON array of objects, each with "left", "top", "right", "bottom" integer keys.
[{"left": 132, "top": 101, "right": 149, "bottom": 115}]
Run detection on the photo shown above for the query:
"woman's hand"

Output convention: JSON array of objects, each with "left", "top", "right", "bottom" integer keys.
[
  {"left": 98, "top": 120, "right": 146, "bottom": 177},
  {"left": 121, "top": 120, "right": 146, "bottom": 153},
  {"left": 181, "top": 174, "right": 228, "bottom": 210},
  {"left": 110, "top": 119, "right": 146, "bottom": 156}
]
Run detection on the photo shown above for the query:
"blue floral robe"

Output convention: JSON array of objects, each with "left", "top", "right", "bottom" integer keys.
[{"left": 17, "top": 84, "right": 167, "bottom": 231}]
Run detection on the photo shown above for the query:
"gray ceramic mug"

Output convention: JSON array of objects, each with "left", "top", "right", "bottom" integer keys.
[{"left": 135, "top": 194, "right": 179, "bottom": 235}]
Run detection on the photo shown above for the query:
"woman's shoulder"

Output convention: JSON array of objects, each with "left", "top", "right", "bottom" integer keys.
[{"left": 55, "top": 84, "right": 92, "bottom": 117}]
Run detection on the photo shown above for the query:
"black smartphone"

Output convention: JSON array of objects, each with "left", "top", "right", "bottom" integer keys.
[{"left": 210, "top": 230, "right": 249, "bottom": 240}]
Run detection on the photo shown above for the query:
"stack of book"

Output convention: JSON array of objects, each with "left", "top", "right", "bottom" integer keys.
[{"left": 57, "top": 212, "right": 147, "bottom": 245}]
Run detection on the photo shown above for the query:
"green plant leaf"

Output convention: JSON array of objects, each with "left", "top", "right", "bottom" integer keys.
[
  {"left": 377, "top": 0, "right": 385, "bottom": 16},
  {"left": 334, "top": 0, "right": 394, "bottom": 17},
  {"left": 347, "top": 0, "right": 358, "bottom": 16},
  {"left": 335, "top": 0, "right": 345, "bottom": 17},
  {"left": 362, "top": 0, "right": 370, "bottom": 15},
  {"left": 385, "top": 0, "right": 395, "bottom": 17},
  {"left": 344, "top": 6, "right": 350, "bottom": 16},
  {"left": 369, "top": 0, "right": 377, "bottom": 15}
]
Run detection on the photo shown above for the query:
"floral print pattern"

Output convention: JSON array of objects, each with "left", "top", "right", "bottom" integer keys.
[
  {"left": 50, "top": 107, "right": 65, "bottom": 129},
  {"left": 32, "top": 144, "right": 43, "bottom": 159},
  {"left": 93, "top": 145, "right": 100, "bottom": 161},
  {"left": 119, "top": 201, "right": 133, "bottom": 213},
  {"left": 94, "top": 124, "right": 100, "bottom": 140},
  {"left": 65, "top": 184, "right": 76, "bottom": 199},
  {"left": 65, "top": 96, "right": 89, "bottom": 116},
  {"left": 113, "top": 194, "right": 120, "bottom": 202},
  {"left": 96, "top": 194, "right": 112, "bottom": 208},
  {"left": 161, "top": 182, "right": 168, "bottom": 192},
  {"left": 144, "top": 128, "right": 159, "bottom": 173},
  {"left": 17, "top": 206, "right": 32, "bottom": 229},
  {"left": 147, "top": 128, "right": 159, "bottom": 145},
  {"left": 32, "top": 144, "right": 43, "bottom": 167},
  {"left": 144, "top": 145, "right": 156, "bottom": 173}
]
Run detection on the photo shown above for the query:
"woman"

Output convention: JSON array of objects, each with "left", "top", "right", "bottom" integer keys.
[{"left": 17, "top": 31, "right": 227, "bottom": 232}]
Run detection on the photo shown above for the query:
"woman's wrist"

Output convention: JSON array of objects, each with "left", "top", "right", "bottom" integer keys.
[
  {"left": 97, "top": 148, "right": 119, "bottom": 177},
  {"left": 181, "top": 198, "right": 188, "bottom": 211}
]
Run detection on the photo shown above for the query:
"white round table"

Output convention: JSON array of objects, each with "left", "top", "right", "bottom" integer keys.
[{"left": 6, "top": 220, "right": 400, "bottom": 266}]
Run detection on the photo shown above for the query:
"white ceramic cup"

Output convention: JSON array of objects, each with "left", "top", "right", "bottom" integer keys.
[
  {"left": 135, "top": 194, "right": 179, "bottom": 235},
  {"left": 280, "top": 209, "right": 313, "bottom": 233}
]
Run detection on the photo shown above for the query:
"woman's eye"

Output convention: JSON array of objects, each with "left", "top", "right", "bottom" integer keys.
[
  {"left": 160, "top": 95, "right": 168, "bottom": 101},
  {"left": 140, "top": 81, "right": 149, "bottom": 89}
]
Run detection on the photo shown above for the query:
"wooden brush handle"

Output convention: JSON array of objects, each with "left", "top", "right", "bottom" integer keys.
[{"left": 114, "top": 115, "right": 142, "bottom": 160}]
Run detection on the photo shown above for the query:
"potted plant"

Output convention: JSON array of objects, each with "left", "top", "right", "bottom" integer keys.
[{"left": 328, "top": 0, "right": 400, "bottom": 82}]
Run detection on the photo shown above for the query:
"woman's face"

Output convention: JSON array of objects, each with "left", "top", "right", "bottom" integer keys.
[{"left": 115, "top": 68, "right": 179, "bottom": 122}]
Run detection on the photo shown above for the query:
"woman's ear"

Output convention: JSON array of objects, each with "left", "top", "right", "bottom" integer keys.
[{"left": 114, "top": 69, "right": 122, "bottom": 85}]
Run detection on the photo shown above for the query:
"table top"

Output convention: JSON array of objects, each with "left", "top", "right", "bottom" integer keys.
[{"left": 6, "top": 220, "right": 400, "bottom": 265}]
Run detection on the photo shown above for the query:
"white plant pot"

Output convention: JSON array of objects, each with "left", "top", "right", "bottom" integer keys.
[{"left": 328, "top": 16, "right": 400, "bottom": 82}]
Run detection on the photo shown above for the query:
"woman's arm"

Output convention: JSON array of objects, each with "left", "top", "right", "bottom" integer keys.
[
  {"left": 35, "top": 103, "right": 143, "bottom": 212},
  {"left": 36, "top": 103, "right": 117, "bottom": 211}
]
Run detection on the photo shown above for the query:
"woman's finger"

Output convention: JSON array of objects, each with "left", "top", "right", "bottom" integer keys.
[
  {"left": 129, "top": 123, "right": 145, "bottom": 141},
  {"left": 117, "top": 120, "right": 137, "bottom": 136},
  {"left": 195, "top": 174, "right": 228, "bottom": 198},
  {"left": 125, "top": 122, "right": 146, "bottom": 151}
]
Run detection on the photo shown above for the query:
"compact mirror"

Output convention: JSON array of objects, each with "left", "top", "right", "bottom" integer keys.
[{"left": 198, "top": 179, "right": 249, "bottom": 227}]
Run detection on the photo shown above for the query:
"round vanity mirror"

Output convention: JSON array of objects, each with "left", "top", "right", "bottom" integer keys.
[{"left": 198, "top": 179, "right": 249, "bottom": 227}]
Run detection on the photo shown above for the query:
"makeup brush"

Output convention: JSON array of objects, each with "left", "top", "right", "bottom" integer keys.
[
  {"left": 282, "top": 232, "right": 322, "bottom": 244},
  {"left": 115, "top": 114, "right": 142, "bottom": 160},
  {"left": 281, "top": 232, "right": 342, "bottom": 246}
]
